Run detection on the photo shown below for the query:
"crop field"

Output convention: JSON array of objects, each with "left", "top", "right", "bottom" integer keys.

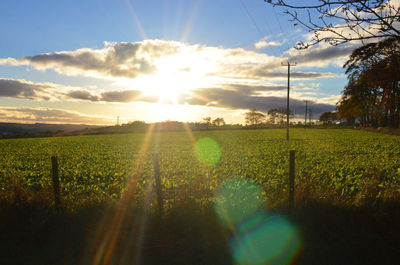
[{"left": 1, "top": 128, "right": 400, "bottom": 209}]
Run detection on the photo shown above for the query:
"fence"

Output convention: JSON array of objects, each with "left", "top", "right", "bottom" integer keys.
[{"left": 50, "top": 150, "right": 296, "bottom": 213}]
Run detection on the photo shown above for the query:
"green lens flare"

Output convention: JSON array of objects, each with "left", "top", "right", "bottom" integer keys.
[
  {"left": 214, "top": 178, "right": 264, "bottom": 227},
  {"left": 232, "top": 214, "right": 301, "bottom": 265},
  {"left": 194, "top": 137, "right": 221, "bottom": 166},
  {"left": 214, "top": 178, "right": 301, "bottom": 265}
]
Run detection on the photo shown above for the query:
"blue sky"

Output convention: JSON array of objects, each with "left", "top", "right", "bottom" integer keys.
[{"left": 0, "top": 0, "right": 351, "bottom": 124}]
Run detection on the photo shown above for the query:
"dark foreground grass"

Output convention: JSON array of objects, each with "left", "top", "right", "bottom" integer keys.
[{"left": 1, "top": 198, "right": 399, "bottom": 265}]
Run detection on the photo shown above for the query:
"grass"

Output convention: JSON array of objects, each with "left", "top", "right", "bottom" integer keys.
[{"left": 0, "top": 128, "right": 399, "bottom": 264}]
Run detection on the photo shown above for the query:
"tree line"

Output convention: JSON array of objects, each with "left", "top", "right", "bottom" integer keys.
[
  {"left": 244, "top": 108, "right": 295, "bottom": 127},
  {"left": 337, "top": 37, "right": 400, "bottom": 127}
]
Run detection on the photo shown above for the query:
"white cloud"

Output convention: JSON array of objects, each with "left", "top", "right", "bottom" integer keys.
[
  {"left": 254, "top": 39, "right": 281, "bottom": 50},
  {"left": 0, "top": 39, "right": 349, "bottom": 82},
  {"left": 314, "top": 95, "right": 342, "bottom": 105},
  {"left": 0, "top": 40, "right": 183, "bottom": 79}
]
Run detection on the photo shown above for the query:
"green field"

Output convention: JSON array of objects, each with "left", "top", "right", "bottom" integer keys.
[{"left": 2, "top": 128, "right": 400, "bottom": 209}]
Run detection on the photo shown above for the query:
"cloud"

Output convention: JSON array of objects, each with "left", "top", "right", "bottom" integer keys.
[
  {"left": 216, "top": 63, "right": 339, "bottom": 80},
  {"left": 0, "top": 39, "right": 348, "bottom": 121},
  {"left": 1, "top": 40, "right": 183, "bottom": 79},
  {"left": 0, "top": 77, "right": 336, "bottom": 118},
  {"left": 66, "top": 89, "right": 100, "bottom": 101},
  {"left": 0, "top": 107, "right": 110, "bottom": 125},
  {"left": 63, "top": 88, "right": 159, "bottom": 103},
  {"left": 285, "top": 45, "right": 355, "bottom": 67},
  {"left": 0, "top": 39, "right": 349, "bottom": 83},
  {"left": 99, "top": 90, "right": 157, "bottom": 103},
  {"left": 254, "top": 40, "right": 281, "bottom": 50},
  {"left": 224, "top": 83, "right": 286, "bottom": 94},
  {"left": 178, "top": 84, "right": 336, "bottom": 117},
  {"left": 0, "top": 78, "right": 61, "bottom": 100},
  {"left": 0, "top": 78, "right": 157, "bottom": 103}
]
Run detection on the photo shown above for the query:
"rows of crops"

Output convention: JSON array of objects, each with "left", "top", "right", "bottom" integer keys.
[{"left": 1, "top": 129, "right": 399, "bottom": 209}]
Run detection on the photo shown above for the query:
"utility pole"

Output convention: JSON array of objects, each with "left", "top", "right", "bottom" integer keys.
[
  {"left": 282, "top": 61, "right": 296, "bottom": 141},
  {"left": 305, "top": 100, "right": 308, "bottom": 127}
]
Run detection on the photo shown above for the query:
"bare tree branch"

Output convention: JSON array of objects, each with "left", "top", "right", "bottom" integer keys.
[{"left": 265, "top": 0, "right": 400, "bottom": 48}]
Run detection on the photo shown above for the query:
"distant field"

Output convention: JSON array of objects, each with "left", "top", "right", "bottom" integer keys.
[{"left": 1, "top": 129, "right": 400, "bottom": 209}]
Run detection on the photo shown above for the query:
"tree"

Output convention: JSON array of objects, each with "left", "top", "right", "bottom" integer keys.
[
  {"left": 212, "top": 117, "right": 226, "bottom": 127},
  {"left": 202, "top": 117, "right": 211, "bottom": 130},
  {"left": 319, "top": 111, "right": 338, "bottom": 124},
  {"left": 265, "top": 0, "right": 400, "bottom": 48},
  {"left": 245, "top": 109, "right": 266, "bottom": 127},
  {"left": 267, "top": 108, "right": 294, "bottom": 125},
  {"left": 267, "top": 109, "right": 279, "bottom": 124},
  {"left": 337, "top": 37, "right": 400, "bottom": 127}
]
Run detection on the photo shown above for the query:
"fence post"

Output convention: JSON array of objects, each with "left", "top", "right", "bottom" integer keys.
[
  {"left": 51, "top": 156, "right": 61, "bottom": 210},
  {"left": 152, "top": 153, "right": 164, "bottom": 215},
  {"left": 289, "top": 150, "right": 295, "bottom": 209}
]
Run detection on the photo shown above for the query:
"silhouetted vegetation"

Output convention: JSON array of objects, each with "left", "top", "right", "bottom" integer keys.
[
  {"left": 319, "top": 111, "right": 339, "bottom": 125},
  {"left": 0, "top": 123, "right": 99, "bottom": 139},
  {"left": 337, "top": 37, "right": 400, "bottom": 128},
  {"left": 1, "top": 194, "right": 399, "bottom": 265}
]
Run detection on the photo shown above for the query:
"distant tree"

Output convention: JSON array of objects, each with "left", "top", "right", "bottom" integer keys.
[
  {"left": 245, "top": 108, "right": 266, "bottom": 127},
  {"left": 212, "top": 117, "right": 226, "bottom": 127},
  {"left": 122, "top": 120, "right": 148, "bottom": 132},
  {"left": 53, "top": 130, "right": 68, "bottom": 137},
  {"left": 267, "top": 109, "right": 279, "bottom": 124},
  {"left": 268, "top": 108, "right": 294, "bottom": 125},
  {"left": 203, "top": 117, "right": 212, "bottom": 130},
  {"left": 320, "top": 111, "right": 338, "bottom": 124}
]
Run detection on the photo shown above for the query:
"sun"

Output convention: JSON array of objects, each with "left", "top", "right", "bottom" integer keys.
[
  {"left": 144, "top": 52, "right": 215, "bottom": 103},
  {"left": 148, "top": 55, "right": 193, "bottom": 104},
  {"left": 117, "top": 51, "right": 216, "bottom": 106}
]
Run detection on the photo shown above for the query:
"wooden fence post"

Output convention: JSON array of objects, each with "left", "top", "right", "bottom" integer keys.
[
  {"left": 51, "top": 156, "right": 61, "bottom": 210},
  {"left": 289, "top": 150, "right": 295, "bottom": 209},
  {"left": 152, "top": 153, "right": 164, "bottom": 215}
]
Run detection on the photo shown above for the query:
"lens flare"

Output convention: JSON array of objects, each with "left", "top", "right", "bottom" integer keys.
[
  {"left": 194, "top": 137, "right": 221, "bottom": 166},
  {"left": 214, "top": 178, "right": 264, "bottom": 227},
  {"left": 214, "top": 178, "right": 302, "bottom": 265},
  {"left": 232, "top": 214, "right": 301, "bottom": 265}
]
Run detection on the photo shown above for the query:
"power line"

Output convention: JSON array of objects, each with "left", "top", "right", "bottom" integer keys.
[
  {"left": 238, "top": 0, "right": 279, "bottom": 57},
  {"left": 253, "top": 0, "right": 282, "bottom": 56},
  {"left": 239, "top": 0, "right": 264, "bottom": 36},
  {"left": 272, "top": 6, "right": 285, "bottom": 36},
  {"left": 272, "top": 5, "right": 298, "bottom": 52}
]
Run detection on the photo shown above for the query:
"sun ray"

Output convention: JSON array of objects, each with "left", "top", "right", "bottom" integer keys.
[
  {"left": 180, "top": 0, "right": 203, "bottom": 42},
  {"left": 124, "top": 0, "right": 147, "bottom": 40},
  {"left": 86, "top": 123, "right": 156, "bottom": 265},
  {"left": 185, "top": 88, "right": 214, "bottom": 106},
  {"left": 182, "top": 122, "right": 196, "bottom": 144}
]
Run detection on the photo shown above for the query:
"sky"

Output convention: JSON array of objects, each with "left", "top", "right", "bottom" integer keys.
[{"left": 0, "top": 0, "right": 354, "bottom": 125}]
